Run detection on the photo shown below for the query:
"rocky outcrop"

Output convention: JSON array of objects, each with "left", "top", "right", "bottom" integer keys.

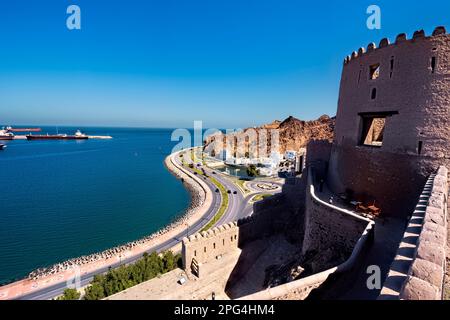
[
  {"left": 276, "top": 115, "right": 335, "bottom": 154},
  {"left": 204, "top": 115, "right": 335, "bottom": 156}
]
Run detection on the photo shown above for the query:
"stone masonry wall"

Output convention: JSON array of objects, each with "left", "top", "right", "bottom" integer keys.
[
  {"left": 329, "top": 27, "right": 450, "bottom": 218},
  {"left": 302, "top": 167, "right": 371, "bottom": 259},
  {"left": 305, "top": 140, "right": 332, "bottom": 179},
  {"left": 401, "top": 166, "right": 448, "bottom": 299},
  {"left": 182, "top": 222, "right": 240, "bottom": 274},
  {"left": 380, "top": 166, "right": 448, "bottom": 300}
]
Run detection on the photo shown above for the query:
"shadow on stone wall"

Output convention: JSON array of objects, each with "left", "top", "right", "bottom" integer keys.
[
  {"left": 224, "top": 176, "right": 307, "bottom": 299},
  {"left": 225, "top": 140, "right": 339, "bottom": 299}
]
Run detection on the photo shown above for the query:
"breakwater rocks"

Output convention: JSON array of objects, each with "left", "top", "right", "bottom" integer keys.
[{"left": 26, "top": 152, "right": 206, "bottom": 281}]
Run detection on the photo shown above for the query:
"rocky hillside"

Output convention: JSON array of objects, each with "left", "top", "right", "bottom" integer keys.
[{"left": 204, "top": 115, "right": 335, "bottom": 156}]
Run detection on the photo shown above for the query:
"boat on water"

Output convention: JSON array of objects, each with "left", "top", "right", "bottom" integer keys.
[
  {"left": 0, "top": 144, "right": 6, "bottom": 150},
  {"left": 4, "top": 126, "right": 42, "bottom": 132},
  {"left": 0, "top": 130, "right": 15, "bottom": 140},
  {"left": 26, "top": 130, "right": 88, "bottom": 140},
  {"left": 5, "top": 126, "right": 41, "bottom": 133}
]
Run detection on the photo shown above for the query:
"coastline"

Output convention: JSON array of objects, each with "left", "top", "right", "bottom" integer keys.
[{"left": 0, "top": 149, "right": 214, "bottom": 300}]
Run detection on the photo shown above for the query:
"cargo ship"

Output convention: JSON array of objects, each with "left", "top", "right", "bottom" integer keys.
[
  {"left": 5, "top": 126, "right": 41, "bottom": 133},
  {"left": 26, "top": 130, "right": 88, "bottom": 140},
  {"left": 0, "top": 130, "right": 15, "bottom": 140}
]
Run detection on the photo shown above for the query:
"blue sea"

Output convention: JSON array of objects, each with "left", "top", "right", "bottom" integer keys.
[{"left": 0, "top": 127, "right": 191, "bottom": 284}]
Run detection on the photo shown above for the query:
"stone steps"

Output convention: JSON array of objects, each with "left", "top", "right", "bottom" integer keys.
[{"left": 378, "top": 174, "right": 437, "bottom": 300}]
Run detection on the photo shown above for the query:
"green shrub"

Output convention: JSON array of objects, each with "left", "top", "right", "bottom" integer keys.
[
  {"left": 83, "top": 251, "right": 182, "bottom": 300},
  {"left": 57, "top": 288, "right": 81, "bottom": 300}
]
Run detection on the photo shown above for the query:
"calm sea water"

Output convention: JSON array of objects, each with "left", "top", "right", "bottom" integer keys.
[{"left": 0, "top": 127, "right": 191, "bottom": 284}]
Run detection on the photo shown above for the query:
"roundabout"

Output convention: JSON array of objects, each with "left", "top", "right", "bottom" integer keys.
[{"left": 245, "top": 181, "right": 283, "bottom": 193}]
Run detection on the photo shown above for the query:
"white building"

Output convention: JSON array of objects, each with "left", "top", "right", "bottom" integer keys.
[
  {"left": 270, "top": 151, "right": 282, "bottom": 164},
  {"left": 216, "top": 149, "right": 232, "bottom": 161},
  {"left": 284, "top": 150, "right": 297, "bottom": 161}
]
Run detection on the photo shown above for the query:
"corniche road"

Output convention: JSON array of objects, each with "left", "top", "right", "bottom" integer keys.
[{"left": 14, "top": 148, "right": 264, "bottom": 300}]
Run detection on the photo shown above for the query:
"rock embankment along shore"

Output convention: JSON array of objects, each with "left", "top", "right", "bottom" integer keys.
[{"left": 26, "top": 150, "right": 213, "bottom": 282}]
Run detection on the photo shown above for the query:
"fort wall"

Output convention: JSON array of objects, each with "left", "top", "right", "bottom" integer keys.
[
  {"left": 182, "top": 222, "right": 240, "bottom": 275},
  {"left": 181, "top": 162, "right": 374, "bottom": 300},
  {"left": 181, "top": 176, "right": 308, "bottom": 278},
  {"left": 239, "top": 176, "right": 308, "bottom": 245},
  {"left": 329, "top": 27, "right": 450, "bottom": 218},
  {"left": 238, "top": 169, "right": 374, "bottom": 300},
  {"left": 305, "top": 140, "right": 332, "bottom": 178},
  {"left": 181, "top": 27, "right": 449, "bottom": 299},
  {"left": 379, "top": 166, "right": 448, "bottom": 300},
  {"left": 302, "top": 167, "right": 372, "bottom": 257}
]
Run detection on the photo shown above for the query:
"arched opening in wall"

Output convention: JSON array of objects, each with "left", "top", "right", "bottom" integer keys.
[
  {"left": 213, "top": 243, "right": 216, "bottom": 249},
  {"left": 245, "top": 136, "right": 250, "bottom": 158},
  {"left": 223, "top": 239, "right": 225, "bottom": 246},
  {"left": 371, "top": 88, "right": 377, "bottom": 100},
  {"left": 234, "top": 235, "right": 237, "bottom": 240},
  {"left": 230, "top": 236, "right": 233, "bottom": 242},
  {"left": 358, "top": 69, "right": 362, "bottom": 84},
  {"left": 194, "top": 250, "right": 197, "bottom": 257},
  {"left": 204, "top": 247, "right": 206, "bottom": 253}
]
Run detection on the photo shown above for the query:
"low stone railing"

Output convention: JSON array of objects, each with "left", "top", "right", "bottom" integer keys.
[
  {"left": 302, "top": 166, "right": 373, "bottom": 255},
  {"left": 239, "top": 167, "right": 374, "bottom": 300},
  {"left": 238, "top": 223, "right": 374, "bottom": 300}
]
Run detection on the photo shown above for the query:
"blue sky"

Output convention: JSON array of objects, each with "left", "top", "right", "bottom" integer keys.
[{"left": 0, "top": 0, "right": 449, "bottom": 128}]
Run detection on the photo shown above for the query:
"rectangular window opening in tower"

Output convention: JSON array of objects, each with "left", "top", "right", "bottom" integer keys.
[
  {"left": 369, "top": 64, "right": 380, "bottom": 80},
  {"left": 360, "top": 116, "right": 386, "bottom": 147}
]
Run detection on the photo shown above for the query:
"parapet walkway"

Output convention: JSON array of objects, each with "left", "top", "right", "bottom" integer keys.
[{"left": 311, "top": 181, "right": 406, "bottom": 300}]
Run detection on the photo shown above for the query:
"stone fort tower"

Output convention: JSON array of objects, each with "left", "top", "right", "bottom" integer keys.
[{"left": 327, "top": 26, "right": 450, "bottom": 217}]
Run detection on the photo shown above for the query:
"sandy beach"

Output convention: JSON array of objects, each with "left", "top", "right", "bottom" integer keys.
[{"left": 0, "top": 150, "right": 213, "bottom": 300}]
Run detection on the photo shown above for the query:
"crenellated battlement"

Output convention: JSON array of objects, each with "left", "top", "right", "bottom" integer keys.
[
  {"left": 344, "top": 26, "right": 448, "bottom": 64},
  {"left": 237, "top": 215, "right": 254, "bottom": 226},
  {"left": 332, "top": 24, "right": 450, "bottom": 220},
  {"left": 182, "top": 221, "right": 238, "bottom": 244},
  {"left": 181, "top": 217, "right": 255, "bottom": 275},
  {"left": 182, "top": 216, "right": 255, "bottom": 244}
]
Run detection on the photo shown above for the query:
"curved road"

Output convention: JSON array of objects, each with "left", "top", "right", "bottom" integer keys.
[
  {"left": 14, "top": 148, "right": 282, "bottom": 300},
  {"left": 15, "top": 150, "right": 221, "bottom": 300}
]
